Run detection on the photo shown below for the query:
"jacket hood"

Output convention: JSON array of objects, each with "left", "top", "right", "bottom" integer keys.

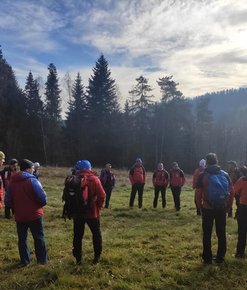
[
  {"left": 11, "top": 171, "right": 35, "bottom": 183},
  {"left": 205, "top": 165, "right": 221, "bottom": 174}
]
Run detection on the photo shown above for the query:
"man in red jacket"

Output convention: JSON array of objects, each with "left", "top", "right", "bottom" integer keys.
[
  {"left": 152, "top": 163, "right": 169, "bottom": 208},
  {"left": 0, "top": 151, "right": 5, "bottom": 210},
  {"left": 5, "top": 159, "right": 47, "bottom": 267},
  {"left": 129, "top": 158, "right": 146, "bottom": 208},
  {"left": 169, "top": 162, "right": 185, "bottom": 211},
  {"left": 72, "top": 160, "right": 106, "bottom": 264}
]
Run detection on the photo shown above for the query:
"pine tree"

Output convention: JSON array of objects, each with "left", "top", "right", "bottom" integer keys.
[
  {"left": 87, "top": 54, "right": 119, "bottom": 120},
  {"left": 65, "top": 73, "right": 87, "bottom": 161},
  {"left": 157, "top": 75, "right": 183, "bottom": 102}
]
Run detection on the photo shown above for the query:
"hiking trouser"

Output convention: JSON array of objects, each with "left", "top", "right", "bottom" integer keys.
[
  {"left": 201, "top": 208, "right": 227, "bottom": 262},
  {"left": 236, "top": 204, "right": 247, "bottom": 256},
  {"left": 104, "top": 186, "right": 113, "bottom": 208},
  {"left": 129, "top": 183, "right": 144, "bottom": 208},
  {"left": 73, "top": 218, "right": 102, "bottom": 262},
  {"left": 153, "top": 186, "right": 167, "bottom": 208},
  {"left": 170, "top": 186, "right": 182, "bottom": 210},
  {"left": 16, "top": 218, "right": 48, "bottom": 265}
]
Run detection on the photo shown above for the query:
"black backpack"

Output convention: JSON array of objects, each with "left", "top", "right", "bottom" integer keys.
[{"left": 62, "top": 175, "right": 93, "bottom": 220}]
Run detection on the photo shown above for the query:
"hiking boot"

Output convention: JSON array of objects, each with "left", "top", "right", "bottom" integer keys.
[
  {"left": 214, "top": 257, "right": 225, "bottom": 264},
  {"left": 202, "top": 259, "right": 212, "bottom": 265},
  {"left": 92, "top": 256, "right": 100, "bottom": 264},
  {"left": 235, "top": 253, "right": 245, "bottom": 259}
]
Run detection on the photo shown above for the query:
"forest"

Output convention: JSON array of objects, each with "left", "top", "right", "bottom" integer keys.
[{"left": 0, "top": 47, "right": 247, "bottom": 172}]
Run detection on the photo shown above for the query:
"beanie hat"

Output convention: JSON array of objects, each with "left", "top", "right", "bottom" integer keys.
[
  {"left": 9, "top": 158, "right": 18, "bottom": 165},
  {"left": 0, "top": 151, "right": 5, "bottom": 161},
  {"left": 75, "top": 160, "right": 91, "bottom": 171},
  {"left": 136, "top": 158, "right": 142, "bottom": 163},
  {"left": 20, "top": 159, "right": 34, "bottom": 171},
  {"left": 34, "top": 162, "right": 40, "bottom": 169},
  {"left": 199, "top": 159, "right": 206, "bottom": 168}
]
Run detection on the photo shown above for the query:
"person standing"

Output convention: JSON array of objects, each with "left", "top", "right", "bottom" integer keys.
[
  {"left": 196, "top": 153, "right": 233, "bottom": 265},
  {"left": 227, "top": 160, "right": 243, "bottom": 218},
  {"left": 152, "top": 163, "right": 169, "bottom": 208},
  {"left": 233, "top": 166, "right": 247, "bottom": 258},
  {"left": 193, "top": 159, "right": 206, "bottom": 215},
  {"left": 0, "top": 151, "right": 5, "bottom": 211},
  {"left": 5, "top": 159, "right": 48, "bottom": 266},
  {"left": 169, "top": 162, "right": 185, "bottom": 211},
  {"left": 100, "top": 163, "right": 115, "bottom": 208},
  {"left": 0, "top": 158, "right": 19, "bottom": 219},
  {"left": 33, "top": 162, "right": 41, "bottom": 179},
  {"left": 129, "top": 158, "right": 146, "bottom": 209},
  {"left": 71, "top": 160, "right": 105, "bottom": 264}
]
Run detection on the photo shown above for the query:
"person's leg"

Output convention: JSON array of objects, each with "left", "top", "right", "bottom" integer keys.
[
  {"left": 87, "top": 219, "right": 102, "bottom": 263},
  {"left": 138, "top": 184, "right": 144, "bottom": 208},
  {"left": 215, "top": 208, "right": 227, "bottom": 262},
  {"left": 161, "top": 187, "right": 167, "bottom": 208},
  {"left": 30, "top": 218, "right": 48, "bottom": 264},
  {"left": 104, "top": 187, "right": 113, "bottom": 208},
  {"left": 16, "top": 222, "right": 31, "bottom": 265},
  {"left": 153, "top": 186, "right": 159, "bottom": 208},
  {"left": 171, "top": 186, "right": 181, "bottom": 210},
  {"left": 129, "top": 184, "right": 137, "bottom": 207},
  {"left": 236, "top": 205, "right": 247, "bottom": 257},
  {"left": 235, "top": 196, "right": 240, "bottom": 219},
  {"left": 5, "top": 205, "right": 11, "bottom": 219},
  {"left": 73, "top": 218, "right": 85, "bottom": 263},
  {"left": 201, "top": 208, "right": 214, "bottom": 263}
]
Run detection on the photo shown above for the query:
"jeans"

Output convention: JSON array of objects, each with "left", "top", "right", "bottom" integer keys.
[
  {"left": 201, "top": 208, "right": 227, "bottom": 262},
  {"left": 170, "top": 186, "right": 182, "bottom": 210},
  {"left": 129, "top": 183, "right": 144, "bottom": 208},
  {"left": 16, "top": 218, "right": 48, "bottom": 265},
  {"left": 153, "top": 186, "right": 167, "bottom": 208},
  {"left": 236, "top": 205, "right": 247, "bottom": 256},
  {"left": 73, "top": 218, "right": 102, "bottom": 262}
]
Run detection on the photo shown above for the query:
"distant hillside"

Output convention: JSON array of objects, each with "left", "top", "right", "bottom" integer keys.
[{"left": 191, "top": 87, "right": 247, "bottom": 116}]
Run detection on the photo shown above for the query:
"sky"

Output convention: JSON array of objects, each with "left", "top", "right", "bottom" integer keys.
[{"left": 1, "top": 0, "right": 247, "bottom": 108}]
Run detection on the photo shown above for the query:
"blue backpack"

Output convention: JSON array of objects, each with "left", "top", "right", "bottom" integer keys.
[{"left": 205, "top": 170, "right": 230, "bottom": 209}]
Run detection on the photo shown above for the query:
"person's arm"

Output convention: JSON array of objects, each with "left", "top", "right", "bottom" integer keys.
[
  {"left": 129, "top": 167, "right": 134, "bottom": 185},
  {"left": 180, "top": 170, "right": 186, "bottom": 186},
  {"left": 95, "top": 178, "right": 106, "bottom": 209},
  {"left": 152, "top": 172, "right": 156, "bottom": 187},
  {"left": 4, "top": 184, "right": 13, "bottom": 208},
  {"left": 30, "top": 178, "right": 47, "bottom": 206}
]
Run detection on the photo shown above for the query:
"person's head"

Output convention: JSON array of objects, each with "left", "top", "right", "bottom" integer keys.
[
  {"left": 0, "top": 151, "right": 5, "bottom": 166},
  {"left": 157, "top": 162, "right": 164, "bottom": 170},
  {"left": 9, "top": 158, "right": 18, "bottom": 172},
  {"left": 199, "top": 159, "right": 206, "bottom": 168},
  {"left": 240, "top": 165, "right": 247, "bottom": 177},
  {"left": 34, "top": 162, "right": 40, "bottom": 170},
  {"left": 75, "top": 160, "right": 91, "bottom": 171},
  {"left": 206, "top": 153, "right": 218, "bottom": 166},
  {"left": 227, "top": 160, "right": 237, "bottom": 170},
  {"left": 20, "top": 159, "right": 34, "bottom": 174},
  {"left": 106, "top": 163, "right": 112, "bottom": 171},
  {"left": 172, "top": 162, "right": 179, "bottom": 169},
  {"left": 135, "top": 158, "right": 142, "bottom": 166}
]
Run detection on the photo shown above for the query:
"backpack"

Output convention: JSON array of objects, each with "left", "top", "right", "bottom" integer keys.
[
  {"left": 205, "top": 170, "right": 230, "bottom": 209},
  {"left": 62, "top": 175, "right": 93, "bottom": 219}
]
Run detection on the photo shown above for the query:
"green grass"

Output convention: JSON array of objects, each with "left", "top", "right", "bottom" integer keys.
[{"left": 0, "top": 167, "right": 247, "bottom": 289}]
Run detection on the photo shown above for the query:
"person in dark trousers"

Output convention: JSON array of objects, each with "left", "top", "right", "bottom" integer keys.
[
  {"left": 233, "top": 166, "right": 247, "bottom": 258},
  {"left": 72, "top": 160, "right": 105, "bottom": 264},
  {"left": 193, "top": 159, "right": 206, "bottom": 215},
  {"left": 152, "top": 162, "right": 169, "bottom": 208},
  {"left": 169, "top": 162, "right": 185, "bottom": 211},
  {"left": 100, "top": 163, "right": 115, "bottom": 208},
  {"left": 0, "top": 158, "right": 18, "bottom": 219},
  {"left": 196, "top": 153, "right": 233, "bottom": 265},
  {"left": 227, "top": 160, "right": 243, "bottom": 218},
  {"left": 129, "top": 158, "right": 146, "bottom": 208},
  {"left": 0, "top": 151, "right": 5, "bottom": 211},
  {"left": 5, "top": 159, "right": 48, "bottom": 267}
]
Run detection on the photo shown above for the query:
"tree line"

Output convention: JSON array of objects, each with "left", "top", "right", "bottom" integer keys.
[{"left": 0, "top": 47, "right": 247, "bottom": 172}]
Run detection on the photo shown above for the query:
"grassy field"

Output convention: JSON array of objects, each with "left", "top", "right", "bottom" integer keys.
[{"left": 0, "top": 167, "right": 246, "bottom": 290}]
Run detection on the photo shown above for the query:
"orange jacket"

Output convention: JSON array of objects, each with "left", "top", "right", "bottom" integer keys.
[
  {"left": 192, "top": 166, "right": 204, "bottom": 189},
  {"left": 169, "top": 169, "right": 185, "bottom": 187},
  {"left": 129, "top": 165, "right": 146, "bottom": 185},
  {"left": 152, "top": 169, "right": 169, "bottom": 187},
  {"left": 0, "top": 175, "right": 3, "bottom": 209},
  {"left": 234, "top": 177, "right": 247, "bottom": 205}
]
